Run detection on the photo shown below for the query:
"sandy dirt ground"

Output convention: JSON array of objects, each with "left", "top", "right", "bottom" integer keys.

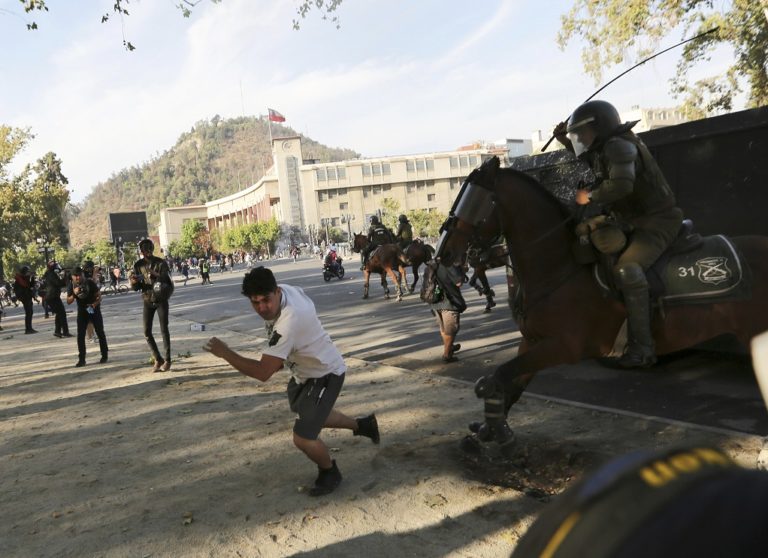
[{"left": 1, "top": 302, "right": 764, "bottom": 558}]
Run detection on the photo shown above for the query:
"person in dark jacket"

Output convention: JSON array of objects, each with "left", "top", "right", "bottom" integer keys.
[
  {"left": 67, "top": 266, "right": 108, "bottom": 367},
  {"left": 14, "top": 265, "right": 36, "bottom": 334},
  {"left": 130, "top": 238, "right": 174, "bottom": 372},
  {"left": 43, "top": 260, "right": 71, "bottom": 338},
  {"left": 361, "top": 215, "right": 394, "bottom": 270}
]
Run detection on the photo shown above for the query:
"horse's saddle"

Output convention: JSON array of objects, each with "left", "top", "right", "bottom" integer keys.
[{"left": 594, "top": 233, "right": 752, "bottom": 306}]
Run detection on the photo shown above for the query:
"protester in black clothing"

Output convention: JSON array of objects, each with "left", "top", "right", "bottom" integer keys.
[
  {"left": 130, "top": 238, "right": 174, "bottom": 372},
  {"left": 43, "top": 260, "right": 71, "bottom": 338},
  {"left": 67, "top": 266, "right": 108, "bottom": 367},
  {"left": 14, "top": 265, "right": 36, "bottom": 334}
]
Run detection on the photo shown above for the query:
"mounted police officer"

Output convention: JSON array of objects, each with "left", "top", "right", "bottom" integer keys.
[
  {"left": 360, "top": 215, "right": 394, "bottom": 270},
  {"left": 554, "top": 99, "right": 684, "bottom": 368},
  {"left": 130, "top": 238, "right": 175, "bottom": 372},
  {"left": 395, "top": 214, "right": 413, "bottom": 251}
]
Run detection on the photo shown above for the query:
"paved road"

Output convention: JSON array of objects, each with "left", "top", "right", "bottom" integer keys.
[{"left": 6, "top": 257, "right": 766, "bottom": 434}]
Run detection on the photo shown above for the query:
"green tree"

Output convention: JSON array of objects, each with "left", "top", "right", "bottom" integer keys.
[
  {"left": 0, "top": 125, "right": 34, "bottom": 281},
  {"left": 27, "top": 151, "right": 71, "bottom": 247},
  {"left": 178, "top": 219, "right": 209, "bottom": 257},
  {"left": 407, "top": 209, "right": 446, "bottom": 239},
  {"left": 558, "top": 1, "right": 768, "bottom": 115},
  {"left": 380, "top": 197, "right": 401, "bottom": 231},
  {"left": 81, "top": 239, "right": 120, "bottom": 268}
]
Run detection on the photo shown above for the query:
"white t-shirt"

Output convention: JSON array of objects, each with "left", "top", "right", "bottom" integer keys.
[{"left": 261, "top": 284, "right": 346, "bottom": 382}]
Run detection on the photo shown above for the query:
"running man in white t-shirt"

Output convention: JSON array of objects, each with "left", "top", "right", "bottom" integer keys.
[{"left": 203, "top": 266, "right": 379, "bottom": 496}]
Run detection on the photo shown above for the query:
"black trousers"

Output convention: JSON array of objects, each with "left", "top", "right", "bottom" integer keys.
[
  {"left": 143, "top": 300, "right": 171, "bottom": 364},
  {"left": 77, "top": 307, "right": 108, "bottom": 362},
  {"left": 19, "top": 296, "right": 33, "bottom": 331},
  {"left": 47, "top": 296, "right": 69, "bottom": 335}
]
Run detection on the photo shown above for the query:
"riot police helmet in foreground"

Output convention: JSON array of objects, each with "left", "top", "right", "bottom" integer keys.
[
  {"left": 566, "top": 100, "right": 622, "bottom": 157},
  {"left": 399, "top": 214, "right": 408, "bottom": 223},
  {"left": 370, "top": 215, "right": 380, "bottom": 226}
]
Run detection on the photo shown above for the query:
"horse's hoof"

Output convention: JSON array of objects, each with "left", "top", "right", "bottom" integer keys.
[{"left": 459, "top": 434, "right": 483, "bottom": 455}]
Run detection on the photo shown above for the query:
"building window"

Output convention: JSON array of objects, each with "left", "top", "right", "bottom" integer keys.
[
  {"left": 427, "top": 194, "right": 436, "bottom": 202},
  {"left": 318, "top": 191, "right": 327, "bottom": 202},
  {"left": 372, "top": 185, "right": 382, "bottom": 195},
  {"left": 316, "top": 168, "right": 327, "bottom": 181},
  {"left": 426, "top": 180, "right": 435, "bottom": 187},
  {"left": 459, "top": 156, "right": 469, "bottom": 167},
  {"left": 372, "top": 163, "right": 381, "bottom": 176},
  {"left": 415, "top": 160, "right": 425, "bottom": 171},
  {"left": 450, "top": 178, "right": 460, "bottom": 190},
  {"left": 406, "top": 160, "right": 415, "bottom": 172},
  {"left": 331, "top": 217, "right": 340, "bottom": 227},
  {"left": 338, "top": 188, "right": 347, "bottom": 196},
  {"left": 362, "top": 165, "right": 371, "bottom": 177},
  {"left": 363, "top": 186, "right": 371, "bottom": 198},
  {"left": 406, "top": 182, "right": 415, "bottom": 193},
  {"left": 328, "top": 189, "right": 337, "bottom": 199},
  {"left": 416, "top": 181, "right": 426, "bottom": 191},
  {"left": 382, "top": 163, "right": 391, "bottom": 175},
  {"left": 338, "top": 167, "right": 346, "bottom": 179},
  {"left": 469, "top": 155, "right": 478, "bottom": 167},
  {"left": 383, "top": 184, "right": 391, "bottom": 192},
  {"left": 450, "top": 157, "right": 458, "bottom": 169},
  {"left": 426, "top": 159, "right": 434, "bottom": 171},
  {"left": 327, "top": 167, "right": 337, "bottom": 180},
  {"left": 339, "top": 202, "right": 348, "bottom": 210}
]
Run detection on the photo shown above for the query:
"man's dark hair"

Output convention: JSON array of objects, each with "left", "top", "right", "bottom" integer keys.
[{"left": 242, "top": 266, "right": 278, "bottom": 297}]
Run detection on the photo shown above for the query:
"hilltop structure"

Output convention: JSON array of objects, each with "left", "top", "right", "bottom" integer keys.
[{"left": 158, "top": 137, "right": 507, "bottom": 249}]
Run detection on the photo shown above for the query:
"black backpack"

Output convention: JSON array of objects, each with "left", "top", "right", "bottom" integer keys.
[{"left": 419, "top": 261, "right": 443, "bottom": 304}]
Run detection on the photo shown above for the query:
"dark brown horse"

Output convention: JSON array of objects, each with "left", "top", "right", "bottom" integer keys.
[
  {"left": 402, "top": 239, "right": 435, "bottom": 294},
  {"left": 352, "top": 234, "right": 408, "bottom": 301},
  {"left": 466, "top": 242, "right": 508, "bottom": 312},
  {"left": 438, "top": 162, "right": 768, "bottom": 448}
]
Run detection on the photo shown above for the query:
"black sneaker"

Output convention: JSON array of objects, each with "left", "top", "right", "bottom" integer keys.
[
  {"left": 308, "top": 460, "right": 342, "bottom": 497},
  {"left": 100, "top": 356, "right": 108, "bottom": 364},
  {"left": 75, "top": 360, "right": 86, "bottom": 368},
  {"left": 354, "top": 414, "right": 380, "bottom": 444},
  {"left": 25, "top": 329, "right": 38, "bottom": 334},
  {"left": 53, "top": 332, "right": 63, "bottom": 338}
]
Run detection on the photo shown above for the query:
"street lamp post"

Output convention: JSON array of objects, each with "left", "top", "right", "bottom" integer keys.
[{"left": 36, "top": 235, "right": 52, "bottom": 265}]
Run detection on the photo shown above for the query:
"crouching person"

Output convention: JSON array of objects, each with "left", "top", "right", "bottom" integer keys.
[{"left": 203, "top": 266, "right": 379, "bottom": 496}]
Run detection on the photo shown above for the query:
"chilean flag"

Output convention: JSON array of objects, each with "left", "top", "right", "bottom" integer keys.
[{"left": 268, "top": 108, "right": 286, "bottom": 123}]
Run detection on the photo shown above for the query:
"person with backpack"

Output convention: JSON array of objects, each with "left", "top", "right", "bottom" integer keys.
[
  {"left": 130, "top": 238, "right": 175, "bottom": 372},
  {"left": 422, "top": 261, "right": 467, "bottom": 363},
  {"left": 361, "top": 215, "right": 394, "bottom": 270}
]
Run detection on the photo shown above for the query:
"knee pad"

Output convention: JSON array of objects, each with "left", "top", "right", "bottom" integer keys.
[{"left": 614, "top": 262, "right": 647, "bottom": 290}]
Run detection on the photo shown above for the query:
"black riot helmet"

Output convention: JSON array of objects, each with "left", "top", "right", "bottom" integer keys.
[
  {"left": 399, "top": 214, "right": 408, "bottom": 223},
  {"left": 20, "top": 265, "right": 31, "bottom": 274},
  {"left": 138, "top": 238, "right": 154, "bottom": 254},
  {"left": 566, "top": 100, "right": 622, "bottom": 157},
  {"left": 370, "top": 215, "right": 380, "bottom": 226}
]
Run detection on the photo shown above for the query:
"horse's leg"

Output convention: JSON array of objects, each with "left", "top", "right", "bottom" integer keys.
[
  {"left": 385, "top": 267, "right": 402, "bottom": 301},
  {"left": 409, "top": 265, "right": 418, "bottom": 294},
  {"left": 479, "top": 271, "right": 496, "bottom": 313},
  {"left": 381, "top": 272, "right": 390, "bottom": 299},
  {"left": 362, "top": 270, "right": 370, "bottom": 299},
  {"left": 472, "top": 336, "right": 582, "bottom": 447}
]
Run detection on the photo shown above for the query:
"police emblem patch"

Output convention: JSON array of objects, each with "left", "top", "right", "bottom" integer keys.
[{"left": 696, "top": 257, "right": 731, "bottom": 286}]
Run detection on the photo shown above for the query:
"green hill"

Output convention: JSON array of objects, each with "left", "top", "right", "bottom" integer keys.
[{"left": 67, "top": 115, "right": 359, "bottom": 248}]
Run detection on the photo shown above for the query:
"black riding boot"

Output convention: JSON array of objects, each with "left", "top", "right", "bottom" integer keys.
[{"left": 618, "top": 284, "right": 657, "bottom": 369}]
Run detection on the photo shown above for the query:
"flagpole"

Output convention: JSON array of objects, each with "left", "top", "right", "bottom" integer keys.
[{"left": 267, "top": 108, "right": 273, "bottom": 144}]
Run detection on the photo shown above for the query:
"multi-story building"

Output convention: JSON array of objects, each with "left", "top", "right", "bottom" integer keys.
[{"left": 158, "top": 136, "right": 505, "bottom": 250}]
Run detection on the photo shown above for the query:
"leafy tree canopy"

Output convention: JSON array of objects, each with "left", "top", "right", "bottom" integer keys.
[
  {"left": 558, "top": 1, "right": 768, "bottom": 117},
  {"left": 14, "top": 0, "right": 342, "bottom": 50}
]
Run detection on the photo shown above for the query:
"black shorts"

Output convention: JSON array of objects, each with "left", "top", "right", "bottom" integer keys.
[{"left": 287, "top": 373, "right": 345, "bottom": 440}]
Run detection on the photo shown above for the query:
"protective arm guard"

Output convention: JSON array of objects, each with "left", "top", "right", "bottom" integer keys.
[{"left": 589, "top": 137, "right": 638, "bottom": 205}]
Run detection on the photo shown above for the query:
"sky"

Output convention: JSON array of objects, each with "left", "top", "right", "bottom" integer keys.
[{"left": 0, "top": 0, "right": 740, "bottom": 203}]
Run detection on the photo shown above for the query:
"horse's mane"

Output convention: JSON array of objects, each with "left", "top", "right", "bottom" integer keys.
[{"left": 497, "top": 167, "right": 572, "bottom": 221}]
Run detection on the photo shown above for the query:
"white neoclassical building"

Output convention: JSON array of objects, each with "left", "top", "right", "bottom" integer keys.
[{"left": 158, "top": 136, "right": 506, "bottom": 250}]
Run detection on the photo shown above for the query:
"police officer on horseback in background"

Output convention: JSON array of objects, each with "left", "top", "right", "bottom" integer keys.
[
  {"left": 554, "top": 100, "right": 684, "bottom": 368},
  {"left": 395, "top": 214, "right": 413, "bottom": 251},
  {"left": 360, "top": 215, "right": 394, "bottom": 270}
]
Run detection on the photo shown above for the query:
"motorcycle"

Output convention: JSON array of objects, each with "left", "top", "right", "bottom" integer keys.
[{"left": 322, "top": 258, "right": 345, "bottom": 281}]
